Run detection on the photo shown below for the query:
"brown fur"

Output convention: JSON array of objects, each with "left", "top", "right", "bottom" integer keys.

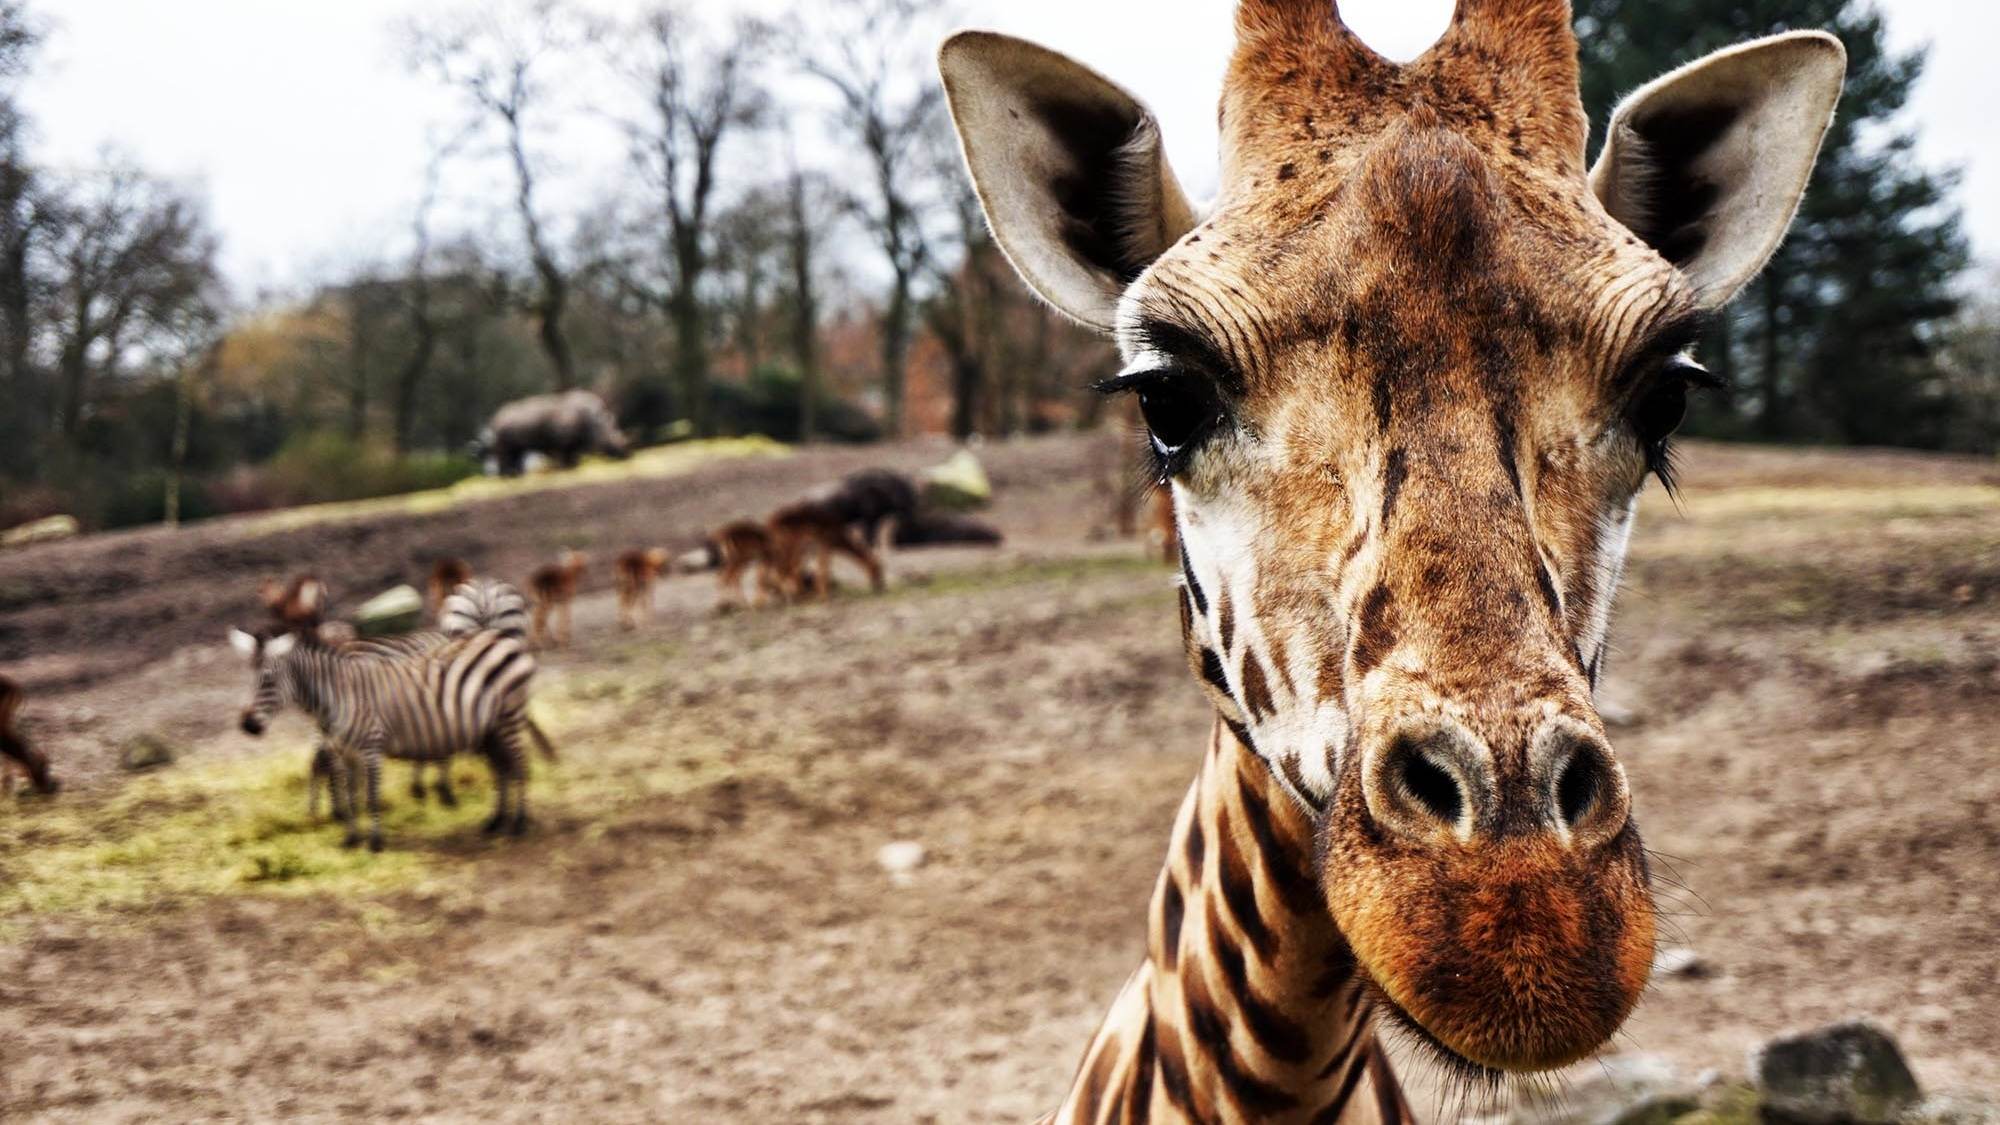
[
  {"left": 258, "top": 575, "right": 328, "bottom": 636},
  {"left": 426, "top": 558, "right": 474, "bottom": 618},
  {"left": 527, "top": 550, "right": 588, "bottom": 648},
  {"left": 766, "top": 498, "right": 885, "bottom": 602},
  {"left": 0, "top": 675, "right": 57, "bottom": 796},
  {"left": 936, "top": 0, "right": 1849, "bottom": 1107},
  {"left": 614, "top": 548, "right": 670, "bottom": 631},
  {"left": 704, "top": 520, "right": 783, "bottom": 610}
]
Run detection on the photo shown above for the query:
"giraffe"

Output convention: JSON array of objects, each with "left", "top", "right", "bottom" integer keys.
[{"left": 939, "top": 1, "right": 1844, "bottom": 1120}]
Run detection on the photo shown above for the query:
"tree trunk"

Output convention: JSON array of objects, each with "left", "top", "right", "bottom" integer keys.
[
  {"left": 165, "top": 361, "right": 193, "bottom": 527},
  {"left": 347, "top": 302, "right": 370, "bottom": 441},
  {"left": 882, "top": 268, "right": 912, "bottom": 438},
  {"left": 1757, "top": 270, "right": 1785, "bottom": 439},
  {"left": 392, "top": 311, "right": 437, "bottom": 454}
]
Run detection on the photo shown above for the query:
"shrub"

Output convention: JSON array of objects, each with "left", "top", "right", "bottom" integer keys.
[{"left": 259, "top": 433, "right": 478, "bottom": 508}]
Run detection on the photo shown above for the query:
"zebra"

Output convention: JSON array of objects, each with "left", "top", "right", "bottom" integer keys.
[
  {"left": 301, "top": 577, "right": 551, "bottom": 817},
  {"left": 232, "top": 626, "right": 537, "bottom": 851},
  {"left": 440, "top": 577, "right": 531, "bottom": 641}
]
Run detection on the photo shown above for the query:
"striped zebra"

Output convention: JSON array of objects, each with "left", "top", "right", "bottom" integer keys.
[
  {"left": 232, "top": 626, "right": 537, "bottom": 851},
  {"left": 302, "top": 577, "right": 551, "bottom": 817}
]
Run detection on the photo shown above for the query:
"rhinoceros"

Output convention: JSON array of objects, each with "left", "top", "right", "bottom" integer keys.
[{"left": 476, "top": 390, "right": 632, "bottom": 477}]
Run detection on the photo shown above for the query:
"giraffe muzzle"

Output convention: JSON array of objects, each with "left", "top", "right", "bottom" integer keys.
[{"left": 1322, "top": 711, "right": 1655, "bottom": 1072}]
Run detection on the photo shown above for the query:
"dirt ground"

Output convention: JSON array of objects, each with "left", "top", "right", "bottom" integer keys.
[{"left": 0, "top": 435, "right": 1995, "bottom": 1122}]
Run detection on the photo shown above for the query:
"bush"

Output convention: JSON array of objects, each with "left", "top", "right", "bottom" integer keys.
[
  {"left": 259, "top": 433, "right": 478, "bottom": 508},
  {"left": 709, "top": 366, "right": 881, "bottom": 444}
]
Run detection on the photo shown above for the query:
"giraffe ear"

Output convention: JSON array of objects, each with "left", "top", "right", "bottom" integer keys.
[
  {"left": 939, "top": 31, "right": 1200, "bottom": 331},
  {"left": 1590, "top": 31, "right": 1846, "bottom": 309}
]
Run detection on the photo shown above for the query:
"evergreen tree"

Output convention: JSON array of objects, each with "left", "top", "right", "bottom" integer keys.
[{"left": 1575, "top": 0, "right": 1969, "bottom": 447}]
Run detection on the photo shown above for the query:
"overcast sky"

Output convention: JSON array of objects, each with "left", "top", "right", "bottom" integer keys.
[{"left": 21, "top": 0, "right": 1997, "bottom": 304}]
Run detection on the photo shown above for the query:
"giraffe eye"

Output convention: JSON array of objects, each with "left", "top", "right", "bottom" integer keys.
[
  {"left": 1630, "top": 354, "right": 1721, "bottom": 494},
  {"left": 1137, "top": 378, "right": 1222, "bottom": 459},
  {"left": 1631, "top": 355, "right": 1717, "bottom": 448},
  {"left": 1095, "top": 365, "right": 1228, "bottom": 478}
]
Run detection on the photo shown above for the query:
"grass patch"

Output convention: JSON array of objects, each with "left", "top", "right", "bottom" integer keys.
[
  {"left": 0, "top": 547, "right": 1169, "bottom": 932},
  {"left": 0, "top": 670, "right": 768, "bottom": 930},
  {"left": 234, "top": 436, "right": 789, "bottom": 538},
  {"left": 899, "top": 552, "right": 1169, "bottom": 598}
]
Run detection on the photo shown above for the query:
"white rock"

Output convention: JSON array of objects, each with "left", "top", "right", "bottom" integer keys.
[{"left": 876, "top": 841, "right": 926, "bottom": 875}]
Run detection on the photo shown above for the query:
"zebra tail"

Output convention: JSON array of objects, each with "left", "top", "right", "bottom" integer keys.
[{"left": 526, "top": 717, "right": 558, "bottom": 762}]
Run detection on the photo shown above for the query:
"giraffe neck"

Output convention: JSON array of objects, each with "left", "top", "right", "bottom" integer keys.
[{"left": 1049, "top": 719, "right": 1411, "bottom": 1125}]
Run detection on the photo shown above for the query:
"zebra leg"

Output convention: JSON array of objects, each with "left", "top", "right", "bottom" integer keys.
[
  {"left": 334, "top": 749, "right": 363, "bottom": 849},
  {"left": 434, "top": 759, "right": 458, "bottom": 808},
  {"left": 410, "top": 761, "right": 427, "bottom": 803},
  {"left": 363, "top": 734, "right": 385, "bottom": 853}
]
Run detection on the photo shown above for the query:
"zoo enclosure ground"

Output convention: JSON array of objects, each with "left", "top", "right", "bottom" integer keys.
[{"left": 0, "top": 435, "right": 1995, "bottom": 1121}]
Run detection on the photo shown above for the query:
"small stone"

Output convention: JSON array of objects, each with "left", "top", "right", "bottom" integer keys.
[
  {"left": 1753, "top": 1020, "right": 1922, "bottom": 1125},
  {"left": 876, "top": 841, "right": 926, "bottom": 875},
  {"left": 119, "top": 733, "right": 178, "bottom": 772},
  {"left": 1652, "top": 946, "right": 1708, "bottom": 978},
  {"left": 354, "top": 585, "right": 424, "bottom": 637},
  {"left": 921, "top": 450, "right": 993, "bottom": 511}
]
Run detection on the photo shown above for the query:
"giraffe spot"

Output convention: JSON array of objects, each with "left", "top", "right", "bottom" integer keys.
[
  {"left": 1210, "top": 903, "right": 1314, "bottom": 1065},
  {"left": 1277, "top": 162, "right": 1298, "bottom": 181},
  {"left": 1079, "top": 1029, "right": 1122, "bottom": 1115},
  {"left": 1216, "top": 804, "right": 1280, "bottom": 961},
  {"left": 1237, "top": 773, "right": 1321, "bottom": 918},
  {"left": 1184, "top": 807, "right": 1206, "bottom": 881},
  {"left": 1239, "top": 652, "right": 1276, "bottom": 721},
  {"left": 1159, "top": 876, "right": 1185, "bottom": 971},
  {"left": 1536, "top": 562, "right": 1563, "bottom": 621},
  {"left": 1381, "top": 447, "right": 1409, "bottom": 525},
  {"left": 1200, "top": 648, "right": 1232, "bottom": 697},
  {"left": 1179, "top": 550, "right": 1207, "bottom": 615},
  {"left": 1349, "top": 585, "right": 1398, "bottom": 679}
]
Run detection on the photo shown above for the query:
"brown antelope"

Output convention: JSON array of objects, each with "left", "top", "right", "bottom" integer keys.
[
  {"left": 528, "top": 550, "right": 588, "bottom": 648},
  {"left": 614, "top": 547, "right": 670, "bottom": 630},
  {"left": 258, "top": 575, "right": 328, "bottom": 635},
  {"left": 940, "top": 2, "right": 1842, "bottom": 1120},
  {"left": 767, "top": 497, "right": 886, "bottom": 602},
  {"left": 426, "top": 557, "right": 474, "bottom": 619},
  {"left": 691, "top": 520, "right": 786, "bottom": 610},
  {"left": 1, "top": 674, "right": 58, "bottom": 796}
]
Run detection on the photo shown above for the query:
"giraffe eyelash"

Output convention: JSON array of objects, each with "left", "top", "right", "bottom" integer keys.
[{"left": 1095, "top": 364, "right": 1229, "bottom": 481}]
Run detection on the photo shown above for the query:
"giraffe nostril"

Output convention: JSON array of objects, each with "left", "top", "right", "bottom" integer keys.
[
  {"left": 1556, "top": 750, "right": 1603, "bottom": 829},
  {"left": 1393, "top": 741, "right": 1465, "bottom": 827}
]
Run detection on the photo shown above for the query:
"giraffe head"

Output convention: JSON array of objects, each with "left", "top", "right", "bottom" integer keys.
[{"left": 942, "top": 0, "right": 1842, "bottom": 1075}]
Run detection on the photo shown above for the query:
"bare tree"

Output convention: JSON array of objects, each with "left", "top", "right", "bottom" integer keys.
[
  {"left": 779, "top": 153, "right": 832, "bottom": 442},
  {"left": 408, "top": 0, "right": 585, "bottom": 391},
  {"left": 40, "top": 164, "right": 220, "bottom": 438},
  {"left": 614, "top": 3, "right": 767, "bottom": 436},
  {"left": 390, "top": 135, "right": 468, "bottom": 454},
  {"left": 791, "top": 0, "right": 945, "bottom": 437}
]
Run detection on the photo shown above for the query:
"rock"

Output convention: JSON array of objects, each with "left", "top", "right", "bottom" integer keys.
[
  {"left": 1902, "top": 1093, "right": 2000, "bottom": 1124},
  {"left": 921, "top": 450, "right": 993, "bottom": 511},
  {"left": 1652, "top": 946, "right": 1709, "bottom": 978},
  {"left": 119, "top": 733, "right": 178, "bottom": 772},
  {"left": 1753, "top": 1020, "right": 1922, "bottom": 1125},
  {"left": 1, "top": 514, "right": 79, "bottom": 549},
  {"left": 876, "top": 841, "right": 926, "bottom": 876},
  {"left": 1510, "top": 1054, "right": 1697, "bottom": 1125},
  {"left": 354, "top": 585, "right": 424, "bottom": 637}
]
